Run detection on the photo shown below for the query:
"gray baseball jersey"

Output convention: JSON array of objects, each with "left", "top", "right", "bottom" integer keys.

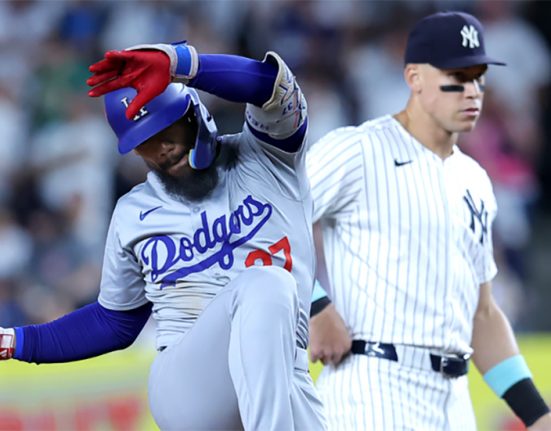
[
  {"left": 306, "top": 114, "right": 497, "bottom": 430},
  {"left": 99, "top": 125, "right": 313, "bottom": 350},
  {"left": 97, "top": 53, "right": 327, "bottom": 430}
]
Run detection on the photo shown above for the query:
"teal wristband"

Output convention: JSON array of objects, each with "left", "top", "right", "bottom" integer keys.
[
  {"left": 483, "top": 355, "right": 532, "bottom": 397},
  {"left": 311, "top": 280, "right": 328, "bottom": 302}
]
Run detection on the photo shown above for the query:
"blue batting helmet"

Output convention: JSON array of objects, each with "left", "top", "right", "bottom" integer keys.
[{"left": 104, "top": 83, "right": 218, "bottom": 170}]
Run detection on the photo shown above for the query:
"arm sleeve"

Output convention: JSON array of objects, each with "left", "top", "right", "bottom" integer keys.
[
  {"left": 190, "top": 54, "right": 277, "bottom": 107},
  {"left": 13, "top": 301, "right": 151, "bottom": 364},
  {"left": 98, "top": 206, "right": 148, "bottom": 311},
  {"left": 191, "top": 52, "right": 306, "bottom": 153}
]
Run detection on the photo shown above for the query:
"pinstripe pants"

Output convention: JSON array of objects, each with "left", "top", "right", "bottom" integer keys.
[{"left": 316, "top": 344, "right": 476, "bottom": 431}]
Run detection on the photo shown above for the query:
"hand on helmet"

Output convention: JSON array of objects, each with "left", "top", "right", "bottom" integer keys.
[
  {"left": 87, "top": 50, "right": 171, "bottom": 120},
  {"left": 87, "top": 42, "right": 199, "bottom": 120}
]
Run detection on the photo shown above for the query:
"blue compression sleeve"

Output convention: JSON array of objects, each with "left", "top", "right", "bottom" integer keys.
[
  {"left": 189, "top": 54, "right": 277, "bottom": 107},
  {"left": 14, "top": 301, "right": 151, "bottom": 364}
]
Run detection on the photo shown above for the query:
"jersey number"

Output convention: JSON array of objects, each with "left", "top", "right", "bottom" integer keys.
[{"left": 245, "top": 236, "right": 293, "bottom": 271}]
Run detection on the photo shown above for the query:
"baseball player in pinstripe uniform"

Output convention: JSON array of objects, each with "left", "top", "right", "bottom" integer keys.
[
  {"left": 0, "top": 41, "right": 327, "bottom": 430},
  {"left": 307, "top": 11, "right": 551, "bottom": 431}
]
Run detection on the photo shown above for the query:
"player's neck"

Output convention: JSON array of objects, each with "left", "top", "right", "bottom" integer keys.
[{"left": 394, "top": 106, "right": 457, "bottom": 160}]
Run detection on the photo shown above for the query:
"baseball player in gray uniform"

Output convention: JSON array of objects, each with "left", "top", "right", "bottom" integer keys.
[
  {"left": 306, "top": 11, "right": 551, "bottom": 431},
  {"left": 0, "top": 41, "right": 326, "bottom": 431}
]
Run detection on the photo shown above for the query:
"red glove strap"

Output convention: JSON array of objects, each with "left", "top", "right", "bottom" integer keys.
[{"left": 0, "top": 329, "right": 15, "bottom": 360}]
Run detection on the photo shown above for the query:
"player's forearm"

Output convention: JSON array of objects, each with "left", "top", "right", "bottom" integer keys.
[
  {"left": 12, "top": 301, "right": 151, "bottom": 364},
  {"left": 189, "top": 54, "right": 277, "bottom": 107},
  {"left": 188, "top": 48, "right": 306, "bottom": 151},
  {"left": 471, "top": 296, "right": 519, "bottom": 373},
  {"left": 472, "top": 284, "right": 550, "bottom": 427}
]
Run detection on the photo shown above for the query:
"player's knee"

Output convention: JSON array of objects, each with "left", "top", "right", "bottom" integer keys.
[{"left": 235, "top": 266, "right": 298, "bottom": 310}]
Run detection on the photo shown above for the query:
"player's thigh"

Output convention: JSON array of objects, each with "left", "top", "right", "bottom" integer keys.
[{"left": 148, "top": 289, "right": 242, "bottom": 431}]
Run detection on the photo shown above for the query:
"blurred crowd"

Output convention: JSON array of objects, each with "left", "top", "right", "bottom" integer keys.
[{"left": 0, "top": 0, "right": 550, "bottom": 330}]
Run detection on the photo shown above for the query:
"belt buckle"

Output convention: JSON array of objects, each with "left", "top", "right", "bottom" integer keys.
[
  {"left": 439, "top": 356, "right": 449, "bottom": 374},
  {"left": 439, "top": 352, "right": 471, "bottom": 377},
  {"left": 364, "top": 342, "right": 385, "bottom": 357}
]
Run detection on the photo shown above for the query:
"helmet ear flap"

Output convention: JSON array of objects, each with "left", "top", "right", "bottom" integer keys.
[{"left": 187, "top": 89, "right": 218, "bottom": 170}]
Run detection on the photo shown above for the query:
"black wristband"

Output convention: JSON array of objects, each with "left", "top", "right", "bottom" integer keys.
[
  {"left": 310, "top": 296, "right": 331, "bottom": 317},
  {"left": 502, "top": 378, "right": 550, "bottom": 426}
]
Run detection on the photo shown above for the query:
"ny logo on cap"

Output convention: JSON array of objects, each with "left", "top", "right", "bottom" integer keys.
[
  {"left": 460, "top": 25, "right": 479, "bottom": 49},
  {"left": 121, "top": 97, "right": 149, "bottom": 121}
]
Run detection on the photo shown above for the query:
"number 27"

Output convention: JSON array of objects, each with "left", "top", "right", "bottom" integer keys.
[{"left": 245, "top": 236, "right": 293, "bottom": 272}]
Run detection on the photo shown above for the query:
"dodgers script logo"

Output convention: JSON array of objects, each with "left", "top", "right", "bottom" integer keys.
[{"left": 141, "top": 195, "right": 273, "bottom": 288}]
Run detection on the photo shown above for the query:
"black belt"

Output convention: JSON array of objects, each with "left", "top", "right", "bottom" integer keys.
[
  {"left": 351, "top": 340, "right": 470, "bottom": 378},
  {"left": 351, "top": 340, "right": 398, "bottom": 361}
]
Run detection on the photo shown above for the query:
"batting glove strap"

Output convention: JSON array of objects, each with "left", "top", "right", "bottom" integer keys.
[
  {"left": 126, "top": 42, "right": 199, "bottom": 82},
  {"left": 0, "top": 328, "right": 15, "bottom": 360}
]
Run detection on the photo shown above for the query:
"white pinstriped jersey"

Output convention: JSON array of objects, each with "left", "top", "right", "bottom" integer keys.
[
  {"left": 98, "top": 122, "right": 315, "bottom": 351},
  {"left": 306, "top": 115, "right": 497, "bottom": 354}
]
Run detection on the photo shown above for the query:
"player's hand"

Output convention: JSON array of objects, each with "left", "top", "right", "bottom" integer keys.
[
  {"left": 0, "top": 327, "right": 15, "bottom": 360},
  {"left": 528, "top": 412, "right": 551, "bottom": 431},
  {"left": 87, "top": 42, "right": 199, "bottom": 120},
  {"left": 87, "top": 49, "right": 171, "bottom": 120},
  {"left": 309, "top": 304, "right": 352, "bottom": 366}
]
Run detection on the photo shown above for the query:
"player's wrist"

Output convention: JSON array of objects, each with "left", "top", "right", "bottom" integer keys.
[
  {"left": 0, "top": 327, "right": 15, "bottom": 360},
  {"left": 310, "top": 280, "right": 331, "bottom": 317},
  {"left": 484, "top": 355, "right": 550, "bottom": 426},
  {"left": 503, "top": 378, "right": 550, "bottom": 427},
  {"left": 125, "top": 42, "right": 199, "bottom": 82},
  {"left": 310, "top": 296, "right": 331, "bottom": 317}
]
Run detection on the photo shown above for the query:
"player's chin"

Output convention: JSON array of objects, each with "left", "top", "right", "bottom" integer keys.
[
  {"left": 165, "top": 153, "right": 191, "bottom": 177},
  {"left": 453, "top": 117, "right": 479, "bottom": 133}
]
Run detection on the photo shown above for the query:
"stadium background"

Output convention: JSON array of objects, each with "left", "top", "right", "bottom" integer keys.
[{"left": 0, "top": 0, "right": 550, "bottom": 430}]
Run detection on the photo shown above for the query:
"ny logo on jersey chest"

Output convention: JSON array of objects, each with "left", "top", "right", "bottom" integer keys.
[{"left": 463, "top": 189, "right": 488, "bottom": 244}]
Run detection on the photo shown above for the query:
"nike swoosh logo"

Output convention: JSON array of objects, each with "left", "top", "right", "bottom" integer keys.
[
  {"left": 394, "top": 159, "right": 413, "bottom": 167},
  {"left": 139, "top": 205, "right": 163, "bottom": 221}
]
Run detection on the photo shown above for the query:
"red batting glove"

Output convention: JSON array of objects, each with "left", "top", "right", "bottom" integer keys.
[
  {"left": 0, "top": 328, "right": 15, "bottom": 360},
  {"left": 87, "top": 50, "right": 171, "bottom": 120}
]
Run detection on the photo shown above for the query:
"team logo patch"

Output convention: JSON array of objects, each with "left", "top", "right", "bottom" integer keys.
[
  {"left": 460, "top": 25, "right": 479, "bottom": 49},
  {"left": 140, "top": 195, "right": 273, "bottom": 287},
  {"left": 463, "top": 189, "right": 488, "bottom": 244}
]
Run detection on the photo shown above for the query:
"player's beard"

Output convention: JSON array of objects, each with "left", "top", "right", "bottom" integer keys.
[{"left": 150, "top": 161, "right": 219, "bottom": 202}]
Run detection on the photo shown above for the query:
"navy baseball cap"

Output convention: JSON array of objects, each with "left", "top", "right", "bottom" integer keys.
[{"left": 404, "top": 11, "right": 506, "bottom": 69}]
